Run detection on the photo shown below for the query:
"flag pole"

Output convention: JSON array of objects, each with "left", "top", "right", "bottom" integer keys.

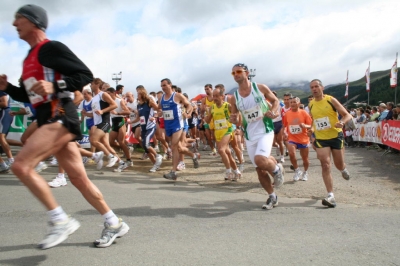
[
  {"left": 368, "top": 61, "right": 370, "bottom": 105},
  {"left": 394, "top": 53, "right": 398, "bottom": 105},
  {"left": 346, "top": 70, "right": 349, "bottom": 106}
]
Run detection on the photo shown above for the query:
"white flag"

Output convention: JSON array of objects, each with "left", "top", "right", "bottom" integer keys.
[
  {"left": 344, "top": 70, "right": 349, "bottom": 97},
  {"left": 365, "top": 65, "right": 370, "bottom": 92},
  {"left": 390, "top": 57, "right": 397, "bottom": 88}
]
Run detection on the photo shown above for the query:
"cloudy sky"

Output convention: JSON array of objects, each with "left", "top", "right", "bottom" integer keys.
[{"left": 1, "top": 0, "right": 399, "bottom": 99}]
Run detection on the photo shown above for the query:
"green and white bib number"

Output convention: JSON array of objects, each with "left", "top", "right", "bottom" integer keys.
[
  {"left": 243, "top": 105, "right": 263, "bottom": 123},
  {"left": 214, "top": 118, "right": 228, "bottom": 130},
  {"left": 163, "top": 110, "right": 174, "bottom": 120},
  {"left": 289, "top": 125, "right": 302, "bottom": 134},
  {"left": 314, "top": 117, "right": 331, "bottom": 130}
]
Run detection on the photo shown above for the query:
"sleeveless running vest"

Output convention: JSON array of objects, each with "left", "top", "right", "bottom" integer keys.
[
  {"left": 234, "top": 82, "right": 274, "bottom": 141},
  {"left": 22, "top": 39, "right": 62, "bottom": 108},
  {"left": 92, "top": 91, "right": 110, "bottom": 125},
  {"left": 161, "top": 92, "right": 183, "bottom": 130},
  {"left": 309, "top": 94, "right": 342, "bottom": 140},
  {"left": 211, "top": 102, "right": 232, "bottom": 130},
  {"left": 138, "top": 101, "right": 156, "bottom": 130},
  {"left": 111, "top": 98, "right": 124, "bottom": 118}
]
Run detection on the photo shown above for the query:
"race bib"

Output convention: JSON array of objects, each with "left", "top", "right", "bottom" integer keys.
[
  {"left": 23, "top": 77, "right": 45, "bottom": 105},
  {"left": 163, "top": 110, "right": 174, "bottom": 120},
  {"left": 243, "top": 105, "right": 263, "bottom": 123},
  {"left": 289, "top": 125, "right": 302, "bottom": 134},
  {"left": 314, "top": 117, "right": 331, "bottom": 130},
  {"left": 214, "top": 118, "right": 228, "bottom": 130},
  {"left": 130, "top": 112, "right": 137, "bottom": 120},
  {"left": 140, "top": 116, "right": 146, "bottom": 125}
]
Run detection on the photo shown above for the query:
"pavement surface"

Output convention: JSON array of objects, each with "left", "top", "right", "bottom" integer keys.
[{"left": 0, "top": 146, "right": 400, "bottom": 265}]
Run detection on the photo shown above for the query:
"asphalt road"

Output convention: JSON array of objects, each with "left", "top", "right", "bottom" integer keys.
[{"left": 0, "top": 148, "right": 400, "bottom": 266}]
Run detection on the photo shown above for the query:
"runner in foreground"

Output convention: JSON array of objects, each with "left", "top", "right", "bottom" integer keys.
[
  {"left": 228, "top": 63, "right": 285, "bottom": 210},
  {"left": 0, "top": 4, "right": 129, "bottom": 249}
]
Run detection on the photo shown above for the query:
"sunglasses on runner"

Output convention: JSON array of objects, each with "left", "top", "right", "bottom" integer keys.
[{"left": 231, "top": 70, "right": 247, "bottom": 75}]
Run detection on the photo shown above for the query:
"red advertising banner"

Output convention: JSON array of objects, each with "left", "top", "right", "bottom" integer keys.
[{"left": 381, "top": 120, "right": 400, "bottom": 150}]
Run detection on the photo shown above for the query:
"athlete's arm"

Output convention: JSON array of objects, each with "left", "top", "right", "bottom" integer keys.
[
  {"left": 258, "top": 84, "right": 279, "bottom": 118},
  {"left": 0, "top": 94, "right": 8, "bottom": 109},
  {"left": 38, "top": 41, "right": 93, "bottom": 93},
  {"left": 228, "top": 94, "right": 240, "bottom": 124},
  {"left": 73, "top": 91, "right": 84, "bottom": 106},
  {"left": 177, "top": 93, "right": 193, "bottom": 116},
  {"left": 331, "top": 97, "right": 352, "bottom": 128},
  {"left": 3, "top": 76, "right": 30, "bottom": 103},
  {"left": 118, "top": 100, "right": 131, "bottom": 116},
  {"left": 96, "top": 92, "right": 117, "bottom": 115}
]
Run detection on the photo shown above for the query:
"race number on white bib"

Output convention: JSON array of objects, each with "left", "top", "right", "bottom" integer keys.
[
  {"left": 243, "top": 105, "right": 263, "bottom": 123},
  {"left": 289, "top": 125, "right": 302, "bottom": 134},
  {"left": 140, "top": 116, "right": 146, "bottom": 125},
  {"left": 23, "top": 77, "right": 45, "bottom": 105},
  {"left": 214, "top": 118, "right": 228, "bottom": 130},
  {"left": 130, "top": 113, "right": 137, "bottom": 120},
  {"left": 163, "top": 110, "right": 174, "bottom": 120},
  {"left": 314, "top": 117, "right": 331, "bottom": 130}
]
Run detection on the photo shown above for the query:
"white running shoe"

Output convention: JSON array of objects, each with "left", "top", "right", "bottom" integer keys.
[
  {"left": 106, "top": 156, "right": 118, "bottom": 168},
  {"left": 50, "top": 157, "right": 58, "bottom": 166},
  {"left": 155, "top": 154, "right": 163, "bottom": 167},
  {"left": 94, "top": 218, "right": 129, "bottom": 248},
  {"left": 114, "top": 161, "right": 129, "bottom": 172},
  {"left": 38, "top": 217, "right": 80, "bottom": 250},
  {"left": 273, "top": 163, "right": 285, "bottom": 188},
  {"left": 231, "top": 170, "right": 242, "bottom": 181},
  {"left": 301, "top": 171, "right": 308, "bottom": 181},
  {"left": 48, "top": 177, "right": 67, "bottom": 188},
  {"left": 35, "top": 161, "right": 48, "bottom": 173},
  {"left": 279, "top": 156, "right": 285, "bottom": 163},
  {"left": 238, "top": 163, "right": 245, "bottom": 172},
  {"left": 82, "top": 156, "right": 89, "bottom": 165},
  {"left": 149, "top": 164, "right": 159, "bottom": 173},
  {"left": 93, "top": 151, "right": 104, "bottom": 170},
  {"left": 154, "top": 146, "right": 160, "bottom": 153},
  {"left": 177, "top": 161, "right": 186, "bottom": 171},
  {"left": 293, "top": 169, "right": 302, "bottom": 181},
  {"left": 224, "top": 172, "right": 233, "bottom": 181}
]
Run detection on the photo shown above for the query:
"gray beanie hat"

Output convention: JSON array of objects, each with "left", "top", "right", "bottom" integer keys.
[{"left": 16, "top": 4, "right": 48, "bottom": 32}]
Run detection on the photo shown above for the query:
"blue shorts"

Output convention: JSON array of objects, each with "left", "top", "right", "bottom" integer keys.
[
  {"left": 288, "top": 141, "right": 309, "bottom": 149},
  {"left": 0, "top": 109, "right": 13, "bottom": 134},
  {"left": 165, "top": 126, "right": 182, "bottom": 137},
  {"left": 273, "top": 121, "right": 283, "bottom": 135}
]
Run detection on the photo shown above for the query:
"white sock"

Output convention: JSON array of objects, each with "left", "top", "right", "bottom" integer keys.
[
  {"left": 294, "top": 168, "right": 300, "bottom": 172},
  {"left": 48, "top": 206, "right": 68, "bottom": 223},
  {"left": 8, "top": 158, "right": 14, "bottom": 163},
  {"left": 269, "top": 192, "right": 277, "bottom": 200},
  {"left": 226, "top": 169, "right": 231, "bottom": 173},
  {"left": 328, "top": 192, "right": 334, "bottom": 198},
  {"left": 57, "top": 173, "right": 65, "bottom": 179},
  {"left": 108, "top": 154, "right": 114, "bottom": 159},
  {"left": 193, "top": 154, "right": 197, "bottom": 159},
  {"left": 102, "top": 210, "right": 119, "bottom": 226},
  {"left": 233, "top": 169, "right": 240, "bottom": 174}
]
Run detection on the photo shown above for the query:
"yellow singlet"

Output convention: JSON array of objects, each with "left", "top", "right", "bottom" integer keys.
[
  {"left": 309, "top": 94, "right": 342, "bottom": 140},
  {"left": 211, "top": 102, "right": 233, "bottom": 141}
]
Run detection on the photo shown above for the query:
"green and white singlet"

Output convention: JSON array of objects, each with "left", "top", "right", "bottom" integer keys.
[{"left": 234, "top": 82, "right": 274, "bottom": 141}]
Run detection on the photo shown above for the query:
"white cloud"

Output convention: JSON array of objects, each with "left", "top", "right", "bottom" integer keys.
[{"left": 1, "top": 0, "right": 399, "bottom": 99}]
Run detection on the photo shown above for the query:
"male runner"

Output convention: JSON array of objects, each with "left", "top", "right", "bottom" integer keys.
[
  {"left": 159, "top": 78, "right": 199, "bottom": 180},
  {"left": 0, "top": 4, "right": 129, "bottom": 248},
  {"left": 282, "top": 97, "right": 312, "bottom": 181},
  {"left": 308, "top": 79, "right": 352, "bottom": 208},
  {"left": 228, "top": 63, "right": 284, "bottom": 210},
  {"left": 201, "top": 84, "right": 217, "bottom": 155},
  {"left": 205, "top": 87, "right": 241, "bottom": 181}
]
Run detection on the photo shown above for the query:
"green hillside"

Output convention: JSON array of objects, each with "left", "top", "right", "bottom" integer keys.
[
  {"left": 300, "top": 68, "right": 399, "bottom": 107},
  {"left": 275, "top": 88, "right": 309, "bottom": 99}
]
